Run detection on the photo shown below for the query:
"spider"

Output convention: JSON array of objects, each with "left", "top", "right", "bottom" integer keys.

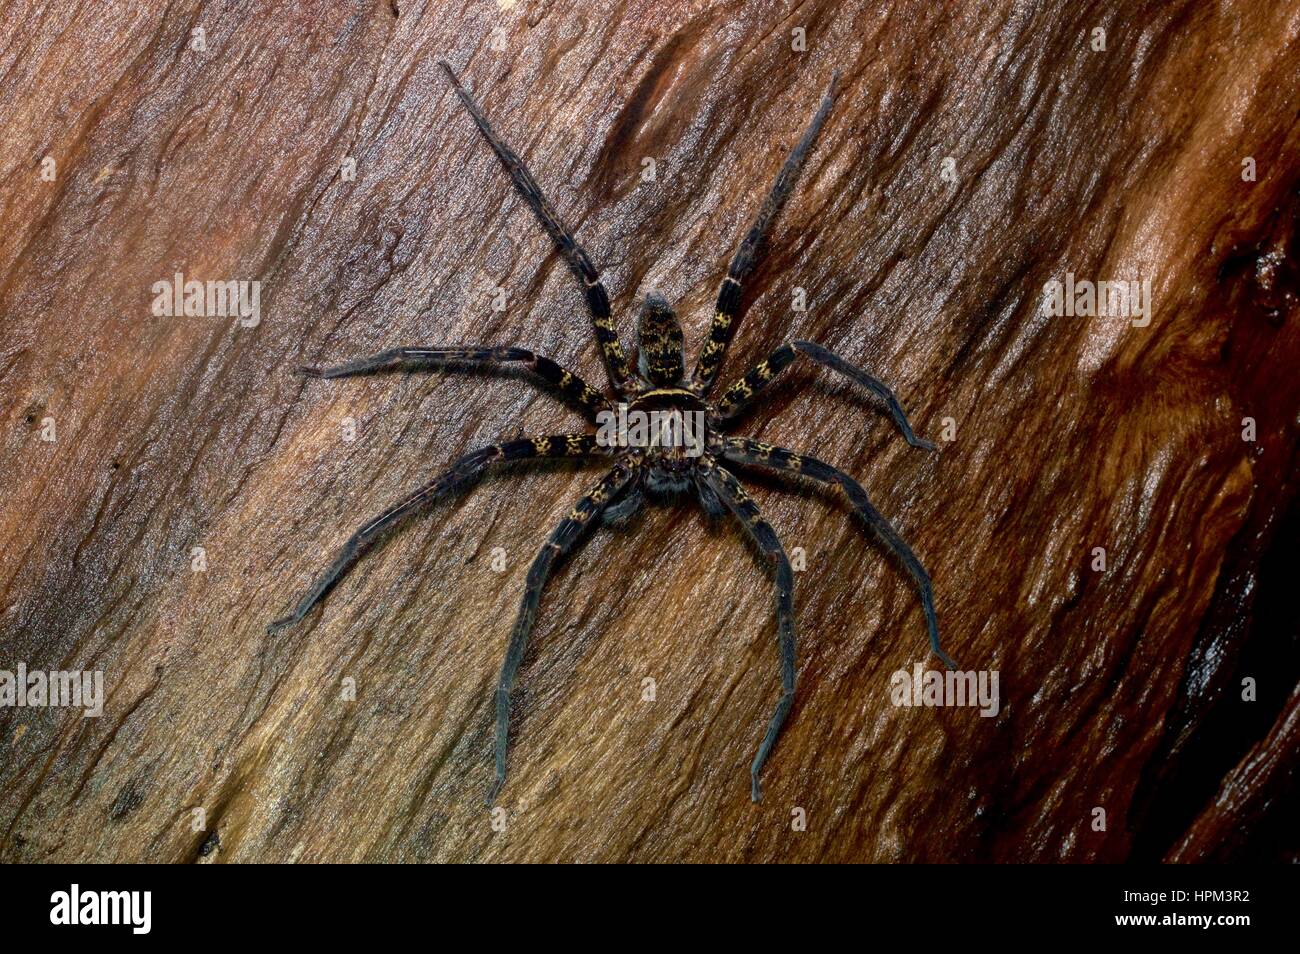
[{"left": 270, "top": 61, "right": 957, "bottom": 804}]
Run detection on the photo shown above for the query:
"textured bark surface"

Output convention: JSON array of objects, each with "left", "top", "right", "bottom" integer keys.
[{"left": 1, "top": 0, "right": 1297, "bottom": 863}]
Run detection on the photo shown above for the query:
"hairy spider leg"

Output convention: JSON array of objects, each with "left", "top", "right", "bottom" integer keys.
[
  {"left": 692, "top": 73, "right": 841, "bottom": 395},
  {"left": 489, "top": 456, "right": 642, "bottom": 804},
  {"left": 599, "top": 484, "right": 644, "bottom": 526},
  {"left": 268, "top": 435, "right": 610, "bottom": 632},
  {"left": 302, "top": 346, "right": 612, "bottom": 423},
  {"left": 439, "top": 61, "right": 634, "bottom": 392},
  {"left": 714, "top": 340, "right": 936, "bottom": 450},
  {"left": 719, "top": 437, "right": 956, "bottom": 671},
  {"left": 699, "top": 460, "right": 797, "bottom": 802}
]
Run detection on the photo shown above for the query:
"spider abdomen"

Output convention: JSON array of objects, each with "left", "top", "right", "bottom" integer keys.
[{"left": 636, "top": 293, "right": 686, "bottom": 386}]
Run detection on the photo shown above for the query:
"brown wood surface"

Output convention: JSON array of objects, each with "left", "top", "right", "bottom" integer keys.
[{"left": 1, "top": 0, "right": 1297, "bottom": 863}]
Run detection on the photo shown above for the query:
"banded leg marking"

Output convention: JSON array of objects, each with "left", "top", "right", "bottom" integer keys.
[
  {"left": 269, "top": 435, "right": 608, "bottom": 632},
  {"left": 302, "top": 345, "right": 611, "bottom": 422},
  {"left": 440, "top": 62, "right": 634, "bottom": 390},
  {"left": 692, "top": 74, "right": 840, "bottom": 394},
  {"left": 488, "top": 456, "right": 642, "bottom": 802},
  {"left": 700, "top": 461, "right": 798, "bottom": 801},
  {"left": 715, "top": 340, "right": 935, "bottom": 450},
  {"left": 719, "top": 437, "right": 955, "bottom": 670}
]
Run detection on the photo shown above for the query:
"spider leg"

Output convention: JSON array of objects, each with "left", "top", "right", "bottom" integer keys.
[
  {"left": 696, "top": 477, "right": 726, "bottom": 519},
  {"left": 439, "top": 62, "right": 634, "bottom": 392},
  {"left": 599, "top": 481, "right": 644, "bottom": 526},
  {"left": 699, "top": 460, "right": 797, "bottom": 802},
  {"left": 692, "top": 73, "right": 840, "bottom": 395},
  {"left": 489, "top": 455, "right": 641, "bottom": 804},
  {"left": 301, "top": 345, "right": 611, "bottom": 423},
  {"left": 718, "top": 437, "right": 956, "bottom": 671},
  {"left": 714, "top": 340, "right": 935, "bottom": 449},
  {"left": 268, "top": 435, "right": 608, "bottom": 632}
]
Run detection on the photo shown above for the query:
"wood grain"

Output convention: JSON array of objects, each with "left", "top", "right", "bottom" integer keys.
[{"left": 1, "top": 0, "right": 1297, "bottom": 862}]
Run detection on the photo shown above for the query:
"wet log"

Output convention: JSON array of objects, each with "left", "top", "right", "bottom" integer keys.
[{"left": 1, "top": 0, "right": 1297, "bottom": 862}]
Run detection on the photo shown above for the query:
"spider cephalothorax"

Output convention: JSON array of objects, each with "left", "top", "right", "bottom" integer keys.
[{"left": 271, "top": 62, "right": 956, "bottom": 803}]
